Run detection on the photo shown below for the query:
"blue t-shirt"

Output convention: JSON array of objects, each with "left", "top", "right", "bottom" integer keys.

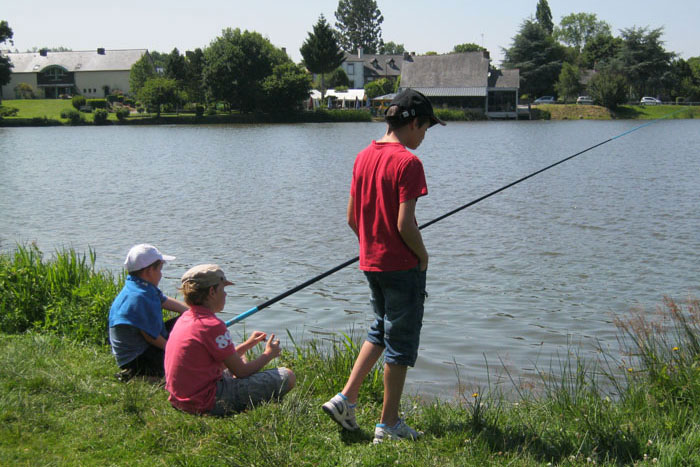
[{"left": 108, "top": 275, "right": 167, "bottom": 366}]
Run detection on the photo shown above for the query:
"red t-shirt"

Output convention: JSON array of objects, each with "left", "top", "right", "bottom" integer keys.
[
  {"left": 164, "top": 305, "right": 236, "bottom": 414},
  {"left": 350, "top": 140, "right": 428, "bottom": 271}
]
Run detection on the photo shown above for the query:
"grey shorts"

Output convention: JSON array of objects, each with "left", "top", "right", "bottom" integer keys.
[
  {"left": 365, "top": 266, "right": 427, "bottom": 367},
  {"left": 210, "top": 368, "right": 293, "bottom": 416}
]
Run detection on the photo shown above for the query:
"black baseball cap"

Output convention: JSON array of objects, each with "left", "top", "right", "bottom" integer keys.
[{"left": 385, "top": 88, "right": 446, "bottom": 127}]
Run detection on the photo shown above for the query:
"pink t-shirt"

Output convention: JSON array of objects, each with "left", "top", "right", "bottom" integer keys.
[
  {"left": 350, "top": 140, "right": 428, "bottom": 271},
  {"left": 164, "top": 305, "right": 236, "bottom": 414}
]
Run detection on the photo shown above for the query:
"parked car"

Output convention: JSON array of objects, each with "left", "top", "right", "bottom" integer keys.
[
  {"left": 533, "top": 96, "right": 556, "bottom": 104},
  {"left": 640, "top": 96, "right": 662, "bottom": 105},
  {"left": 576, "top": 96, "right": 594, "bottom": 105}
]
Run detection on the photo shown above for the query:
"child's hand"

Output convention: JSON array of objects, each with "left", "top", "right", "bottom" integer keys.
[
  {"left": 264, "top": 333, "right": 281, "bottom": 358},
  {"left": 247, "top": 331, "right": 267, "bottom": 347}
]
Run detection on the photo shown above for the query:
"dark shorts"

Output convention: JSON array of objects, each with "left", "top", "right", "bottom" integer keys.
[
  {"left": 364, "top": 266, "right": 427, "bottom": 367},
  {"left": 118, "top": 317, "right": 178, "bottom": 381},
  {"left": 210, "top": 368, "right": 294, "bottom": 416}
]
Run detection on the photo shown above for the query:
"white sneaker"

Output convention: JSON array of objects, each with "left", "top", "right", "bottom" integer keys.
[
  {"left": 373, "top": 419, "right": 423, "bottom": 444},
  {"left": 322, "top": 393, "right": 359, "bottom": 431}
]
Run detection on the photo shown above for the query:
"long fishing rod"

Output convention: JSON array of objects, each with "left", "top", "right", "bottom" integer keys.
[{"left": 225, "top": 111, "right": 682, "bottom": 327}]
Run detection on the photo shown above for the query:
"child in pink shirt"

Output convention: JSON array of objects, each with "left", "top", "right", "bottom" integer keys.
[{"left": 164, "top": 264, "right": 295, "bottom": 415}]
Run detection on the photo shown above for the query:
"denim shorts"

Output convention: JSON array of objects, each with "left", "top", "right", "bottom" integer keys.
[
  {"left": 210, "top": 368, "right": 293, "bottom": 416},
  {"left": 364, "top": 266, "right": 427, "bottom": 367}
]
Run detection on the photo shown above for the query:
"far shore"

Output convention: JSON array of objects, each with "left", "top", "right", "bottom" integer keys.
[{"left": 1, "top": 98, "right": 698, "bottom": 127}]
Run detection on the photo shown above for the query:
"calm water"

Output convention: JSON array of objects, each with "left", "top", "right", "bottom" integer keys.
[{"left": 1, "top": 120, "right": 699, "bottom": 398}]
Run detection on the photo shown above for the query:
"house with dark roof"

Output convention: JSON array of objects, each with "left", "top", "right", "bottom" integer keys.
[
  {"left": 399, "top": 51, "right": 520, "bottom": 118},
  {"left": 340, "top": 49, "right": 408, "bottom": 89},
  {"left": 1, "top": 48, "right": 149, "bottom": 100}
]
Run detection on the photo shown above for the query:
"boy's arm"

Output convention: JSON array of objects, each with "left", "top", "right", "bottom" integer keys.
[
  {"left": 162, "top": 297, "right": 188, "bottom": 314},
  {"left": 223, "top": 333, "right": 281, "bottom": 378},
  {"left": 141, "top": 330, "right": 167, "bottom": 349},
  {"left": 397, "top": 198, "right": 429, "bottom": 271},
  {"left": 347, "top": 195, "right": 359, "bottom": 238}
]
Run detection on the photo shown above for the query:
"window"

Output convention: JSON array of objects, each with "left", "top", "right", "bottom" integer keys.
[
  {"left": 347, "top": 63, "right": 354, "bottom": 75},
  {"left": 41, "top": 66, "right": 67, "bottom": 82}
]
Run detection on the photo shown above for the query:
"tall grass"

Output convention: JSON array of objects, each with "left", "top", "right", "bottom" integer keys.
[{"left": 0, "top": 243, "right": 123, "bottom": 345}]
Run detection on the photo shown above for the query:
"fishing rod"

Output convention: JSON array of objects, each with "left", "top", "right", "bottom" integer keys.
[{"left": 225, "top": 111, "right": 683, "bottom": 327}]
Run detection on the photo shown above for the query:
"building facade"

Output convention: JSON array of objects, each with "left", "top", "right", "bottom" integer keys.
[{"left": 1, "top": 48, "right": 149, "bottom": 100}]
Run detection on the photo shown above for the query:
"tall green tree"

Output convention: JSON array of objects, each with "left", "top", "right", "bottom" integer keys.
[
  {"left": 503, "top": 19, "right": 566, "bottom": 97},
  {"left": 554, "top": 62, "right": 582, "bottom": 102},
  {"left": 535, "top": 0, "right": 554, "bottom": 35},
  {"left": 364, "top": 77, "right": 393, "bottom": 99},
  {"left": 0, "top": 20, "right": 14, "bottom": 104},
  {"left": 335, "top": 0, "right": 384, "bottom": 54},
  {"left": 554, "top": 13, "right": 611, "bottom": 53},
  {"left": 300, "top": 14, "right": 345, "bottom": 96},
  {"left": 203, "top": 28, "right": 288, "bottom": 112},
  {"left": 452, "top": 43, "right": 486, "bottom": 53},
  {"left": 165, "top": 48, "right": 187, "bottom": 85},
  {"left": 129, "top": 54, "right": 156, "bottom": 97},
  {"left": 380, "top": 41, "right": 405, "bottom": 55},
  {"left": 618, "top": 26, "right": 674, "bottom": 98},
  {"left": 184, "top": 48, "right": 205, "bottom": 104},
  {"left": 579, "top": 33, "right": 623, "bottom": 69}
]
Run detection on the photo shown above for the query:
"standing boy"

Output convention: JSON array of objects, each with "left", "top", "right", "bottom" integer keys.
[
  {"left": 108, "top": 243, "right": 188, "bottom": 381},
  {"left": 323, "top": 89, "right": 444, "bottom": 443}
]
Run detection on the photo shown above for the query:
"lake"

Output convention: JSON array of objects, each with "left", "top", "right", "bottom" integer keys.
[{"left": 1, "top": 119, "right": 698, "bottom": 399}]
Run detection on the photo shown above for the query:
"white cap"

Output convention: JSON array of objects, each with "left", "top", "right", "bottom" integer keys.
[{"left": 124, "top": 244, "right": 175, "bottom": 272}]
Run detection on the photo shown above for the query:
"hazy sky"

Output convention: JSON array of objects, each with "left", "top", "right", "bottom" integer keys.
[{"left": 4, "top": 1, "right": 699, "bottom": 65}]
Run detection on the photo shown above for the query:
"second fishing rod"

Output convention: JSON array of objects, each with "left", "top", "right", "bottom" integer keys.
[{"left": 225, "top": 114, "right": 677, "bottom": 327}]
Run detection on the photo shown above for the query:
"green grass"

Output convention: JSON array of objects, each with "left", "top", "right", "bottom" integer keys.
[
  {"left": 1, "top": 245, "right": 699, "bottom": 465},
  {"left": 613, "top": 105, "right": 699, "bottom": 120}
]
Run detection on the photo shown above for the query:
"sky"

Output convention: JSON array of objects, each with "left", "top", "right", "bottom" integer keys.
[{"left": 3, "top": 0, "right": 699, "bottom": 65}]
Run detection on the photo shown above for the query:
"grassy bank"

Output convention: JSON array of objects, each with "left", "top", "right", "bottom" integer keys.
[
  {"left": 1, "top": 245, "right": 699, "bottom": 465},
  {"left": 531, "top": 103, "right": 699, "bottom": 121}
]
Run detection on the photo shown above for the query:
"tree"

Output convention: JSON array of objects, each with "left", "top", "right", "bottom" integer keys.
[
  {"left": 554, "top": 13, "right": 611, "bottom": 53},
  {"left": 335, "top": 0, "right": 384, "bottom": 54},
  {"left": 165, "top": 48, "right": 187, "bottom": 85},
  {"left": 203, "top": 28, "right": 288, "bottom": 112},
  {"left": 327, "top": 68, "right": 350, "bottom": 88},
  {"left": 666, "top": 59, "right": 700, "bottom": 101},
  {"left": 300, "top": 14, "right": 345, "bottom": 96},
  {"left": 380, "top": 41, "right": 405, "bottom": 55},
  {"left": 535, "top": 0, "right": 554, "bottom": 35},
  {"left": 0, "top": 20, "right": 14, "bottom": 104},
  {"left": 184, "top": 48, "right": 206, "bottom": 104},
  {"left": 587, "top": 65, "right": 628, "bottom": 109},
  {"left": 260, "top": 62, "right": 312, "bottom": 113},
  {"left": 618, "top": 26, "right": 674, "bottom": 98},
  {"left": 129, "top": 54, "right": 156, "bottom": 97},
  {"left": 138, "top": 77, "right": 182, "bottom": 117},
  {"left": 554, "top": 62, "right": 582, "bottom": 102},
  {"left": 364, "top": 78, "right": 393, "bottom": 99},
  {"left": 452, "top": 43, "right": 486, "bottom": 53},
  {"left": 503, "top": 19, "right": 566, "bottom": 97},
  {"left": 579, "top": 33, "right": 623, "bottom": 69}
]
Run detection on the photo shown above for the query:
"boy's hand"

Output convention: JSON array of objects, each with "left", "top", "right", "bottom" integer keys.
[
  {"left": 247, "top": 331, "right": 267, "bottom": 347},
  {"left": 264, "top": 333, "right": 281, "bottom": 358}
]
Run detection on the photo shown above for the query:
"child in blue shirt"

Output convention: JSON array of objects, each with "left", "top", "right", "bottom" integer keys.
[{"left": 108, "top": 244, "right": 188, "bottom": 381}]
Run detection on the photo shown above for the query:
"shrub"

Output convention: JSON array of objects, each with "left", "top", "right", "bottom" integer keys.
[
  {"left": 116, "top": 108, "right": 130, "bottom": 122},
  {"left": 64, "top": 109, "right": 84, "bottom": 125},
  {"left": 588, "top": 70, "right": 628, "bottom": 110},
  {"left": 14, "top": 83, "right": 35, "bottom": 99},
  {"left": 72, "top": 95, "right": 86, "bottom": 110},
  {"left": 87, "top": 98, "right": 108, "bottom": 109},
  {"left": 0, "top": 106, "right": 19, "bottom": 117},
  {"left": 124, "top": 97, "right": 135, "bottom": 106},
  {"left": 93, "top": 108, "right": 109, "bottom": 125},
  {"left": 0, "top": 244, "right": 123, "bottom": 345}
]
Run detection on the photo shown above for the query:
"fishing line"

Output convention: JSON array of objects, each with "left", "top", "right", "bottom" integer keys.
[{"left": 225, "top": 108, "right": 687, "bottom": 327}]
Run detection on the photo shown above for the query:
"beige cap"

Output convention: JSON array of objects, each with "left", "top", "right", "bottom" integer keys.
[{"left": 181, "top": 264, "right": 234, "bottom": 288}]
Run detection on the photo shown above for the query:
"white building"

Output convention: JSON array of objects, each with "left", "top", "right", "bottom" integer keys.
[{"left": 1, "top": 48, "right": 149, "bottom": 100}]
